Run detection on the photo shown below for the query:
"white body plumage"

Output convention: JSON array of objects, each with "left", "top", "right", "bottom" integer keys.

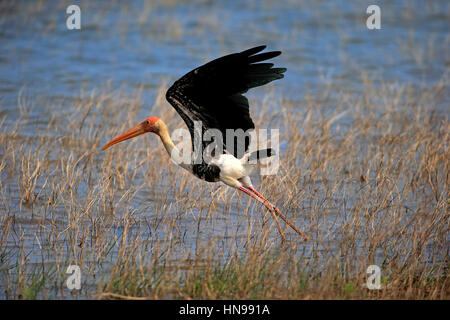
[{"left": 210, "top": 153, "right": 254, "bottom": 188}]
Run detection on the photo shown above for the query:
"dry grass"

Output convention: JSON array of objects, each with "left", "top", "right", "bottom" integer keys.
[{"left": 0, "top": 73, "right": 449, "bottom": 299}]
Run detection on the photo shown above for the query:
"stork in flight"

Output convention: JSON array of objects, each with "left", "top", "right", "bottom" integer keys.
[{"left": 102, "top": 46, "right": 307, "bottom": 241}]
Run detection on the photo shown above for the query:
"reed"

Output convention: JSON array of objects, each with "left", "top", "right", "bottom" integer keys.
[{"left": 0, "top": 70, "right": 447, "bottom": 299}]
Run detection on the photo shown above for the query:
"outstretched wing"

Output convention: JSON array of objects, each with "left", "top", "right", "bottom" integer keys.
[{"left": 165, "top": 45, "right": 286, "bottom": 159}]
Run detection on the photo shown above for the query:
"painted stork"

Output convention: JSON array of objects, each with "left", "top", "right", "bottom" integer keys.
[{"left": 102, "top": 46, "right": 307, "bottom": 241}]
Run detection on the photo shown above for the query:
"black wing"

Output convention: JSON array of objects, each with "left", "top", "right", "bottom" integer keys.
[{"left": 166, "top": 45, "right": 286, "bottom": 159}]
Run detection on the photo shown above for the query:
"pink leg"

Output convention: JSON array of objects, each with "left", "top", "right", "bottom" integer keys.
[
  {"left": 248, "top": 186, "right": 265, "bottom": 200},
  {"left": 243, "top": 186, "right": 308, "bottom": 241},
  {"left": 239, "top": 186, "right": 286, "bottom": 242},
  {"left": 248, "top": 186, "right": 283, "bottom": 216}
]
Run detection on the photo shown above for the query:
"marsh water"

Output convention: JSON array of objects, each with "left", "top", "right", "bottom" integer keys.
[
  {"left": 1, "top": 1, "right": 448, "bottom": 113},
  {"left": 0, "top": 1, "right": 448, "bottom": 298}
]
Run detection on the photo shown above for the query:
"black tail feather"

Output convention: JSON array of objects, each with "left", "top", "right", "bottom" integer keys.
[{"left": 248, "top": 148, "right": 275, "bottom": 161}]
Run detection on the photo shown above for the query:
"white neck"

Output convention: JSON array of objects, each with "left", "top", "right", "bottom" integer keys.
[{"left": 157, "top": 121, "right": 192, "bottom": 171}]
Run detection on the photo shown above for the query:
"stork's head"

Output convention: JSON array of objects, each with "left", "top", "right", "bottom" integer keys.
[{"left": 101, "top": 116, "right": 160, "bottom": 150}]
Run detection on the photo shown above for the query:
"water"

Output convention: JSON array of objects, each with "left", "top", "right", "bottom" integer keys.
[
  {"left": 0, "top": 0, "right": 448, "bottom": 298},
  {"left": 1, "top": 1, "right": 448, "bottom": 117}
]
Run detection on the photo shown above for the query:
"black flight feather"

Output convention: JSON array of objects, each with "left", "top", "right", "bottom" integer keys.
[{"left": 166, "top": 46, "right": 286, "bottom": 160}]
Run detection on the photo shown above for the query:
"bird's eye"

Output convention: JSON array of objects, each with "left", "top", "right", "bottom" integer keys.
[{"left": 146, "top": 120, "right": 150, "bottom": 125}]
